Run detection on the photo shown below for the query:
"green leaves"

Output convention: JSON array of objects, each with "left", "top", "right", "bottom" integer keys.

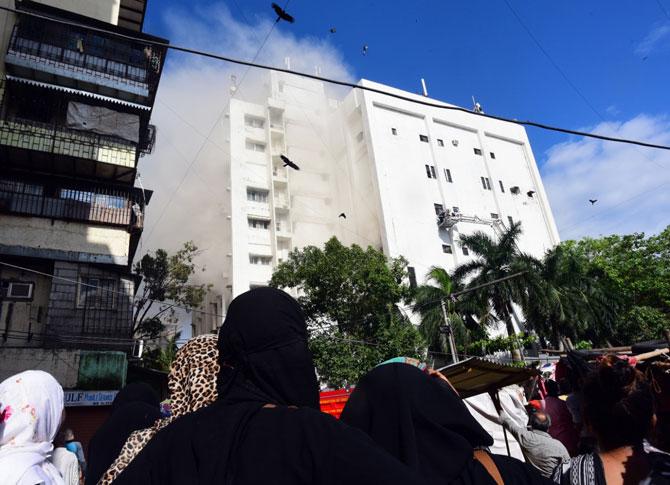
[{"left": 270, "top": 237, "right": 425, "bottom": 388}]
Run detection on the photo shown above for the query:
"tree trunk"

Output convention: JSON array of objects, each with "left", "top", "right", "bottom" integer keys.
[{"left": 505, "top": 316, "right": 522, "bottom": 361}]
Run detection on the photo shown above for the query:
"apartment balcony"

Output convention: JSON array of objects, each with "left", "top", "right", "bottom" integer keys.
[
  {"left": 0, "top": 176, "right": 150, "bottom": 230},
  {"left": 5, "top": 13, "right": 166, "bottom": 105},
  {"left": 0, "top": 117, "right": 152, "bottom": 183},
  {"left": 275, "top": 221, "right": 292, "bottom": 239},
  {"left": 274, "top": 196, "right": 290, "bottom": 212}
]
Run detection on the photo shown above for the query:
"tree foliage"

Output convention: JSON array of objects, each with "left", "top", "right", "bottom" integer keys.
[
  {"left": 132, "top": 241, "right": 211, "bottom": 339},
  {"left": 270, "top": 237, "right": 425, "bottom": 387},
  {"left": 142, "top": 332, "right": 181, "bottom": 372}
]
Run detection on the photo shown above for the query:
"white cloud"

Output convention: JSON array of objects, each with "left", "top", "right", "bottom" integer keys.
[
  {"left": 541, "top": 114, "right": 670, "bottom": 241},
  {"left": 138, "top": 3, "right": 354, "bottom": 297},
  {"left": 634, "top": 22, "right": 670, "bottom": 57}
]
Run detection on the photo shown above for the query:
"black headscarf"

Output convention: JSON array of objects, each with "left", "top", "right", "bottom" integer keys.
[
  {"left": 85, "top": 383, "right": 161, "bottom": 485},
  {"left": 114, "top": 288, "right": 425, "bottom": 485},
  {"left": 341, "top": 363, "right": 550, "bottom": 485}
]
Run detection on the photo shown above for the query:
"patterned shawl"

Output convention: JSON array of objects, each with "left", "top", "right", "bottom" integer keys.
[{"left": 98, "top": 334, "right": 219, "bottom": 484}]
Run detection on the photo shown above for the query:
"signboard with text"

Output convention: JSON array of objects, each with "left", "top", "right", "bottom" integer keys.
[{"left": 64, "top": 390, "right": 118, "bottom": 407}]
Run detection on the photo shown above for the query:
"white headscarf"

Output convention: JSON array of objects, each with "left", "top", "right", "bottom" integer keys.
[{"left": 0, "top": 370, "right": 65, "bottom": 485}]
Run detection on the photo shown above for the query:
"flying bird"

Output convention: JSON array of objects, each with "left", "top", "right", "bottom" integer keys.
[
  {"left": 362, "top": 44, "right": 368, "bottom": 55},
  {"left": 329, "top": 27, "right": 337, "bottom": 33},
  {"left": 338, "top": 213, "right": 346, "bottom": 219},
  {"left": 589, "top": 199, "right": 598, "bottom": 205},
  {"left": 280, "top": 154, "right": 300, "bottom": 170},
  {"left": 527, "top": 190, "right": 535, "bottom": 197},
  {"left": 271, "top": 3, "right": 294, "bottom": 23}
]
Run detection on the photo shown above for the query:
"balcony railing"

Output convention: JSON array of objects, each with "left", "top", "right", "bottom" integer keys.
[
  {"left": 5, "top": 17, "right": 164, "bottom": 99},
  {"left": 0, "top": 178, "right": 145, "bottom": 229},
  {"left": 0, "top": 116, "right": 138, "bottom": 167}
]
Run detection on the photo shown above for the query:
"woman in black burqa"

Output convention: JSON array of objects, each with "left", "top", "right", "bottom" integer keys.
[
  {"left": 114, "top": 287, "right": 424, "bottom": 485},
  {"left": 85, "top": 383, "right": 161, "bottom": 485},
  {"left": 340, "top": 363, "right": 552, "bottom": 484}
]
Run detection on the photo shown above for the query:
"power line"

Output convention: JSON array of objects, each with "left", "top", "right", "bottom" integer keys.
[{"left": 1, "top": 4, "right": 668, "bottom": 151}]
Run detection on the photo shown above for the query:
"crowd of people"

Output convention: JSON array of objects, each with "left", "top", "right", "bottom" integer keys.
[{"left": 1, "top": 287, "right": 668, "bottom": 484}]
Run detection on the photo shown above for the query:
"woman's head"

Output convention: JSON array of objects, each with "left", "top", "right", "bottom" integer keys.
[
  {"left": 340, "top": 363, "right": 492, "bottom": 482},
  {"left": 168, "top": 333, "right": 219, "bottom": 417},
  {"left": 217, "top": 287, "right": 319, "bottom": 409},
  {"left": 0, "top": 370, "right": 64, "bottom": 448},
  {"left": 582, "top": 355, "right": 654, "bottom": 450}
]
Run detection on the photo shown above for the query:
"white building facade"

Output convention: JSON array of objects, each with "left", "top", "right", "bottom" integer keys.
[{"left": 221, "top": 72, "right": 560, "bottom": 320}]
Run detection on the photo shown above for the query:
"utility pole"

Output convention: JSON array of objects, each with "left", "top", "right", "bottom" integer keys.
[{"left": 440, "top": 299, "right": 459, "bottom": 363}]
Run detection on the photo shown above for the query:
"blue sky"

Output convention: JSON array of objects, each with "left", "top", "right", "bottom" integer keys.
[{"left": 140, "top": 0, "right": 670, "bottom": 244}]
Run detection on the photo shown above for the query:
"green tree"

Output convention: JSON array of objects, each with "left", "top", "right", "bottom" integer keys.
[
  {"left": 412, "top": 267, "right": 486, "bottom": 363},
  {"left": 453, "top": 222, "right": 539, "bottom": 359},
  {"left": 132, "top": 241, "right": 211, "bottom": 339},
  {"left": 270, "top": 237, "right": 425, "bottom": 387},
  {"left": 142, "top": 332, "right": 181, "bottom": 372},
  {"left": 563, "top": 226, "right": 670, "bottom": 343},
  {"left": 521, "top": 245, "right": 620, "bottom": 347}
]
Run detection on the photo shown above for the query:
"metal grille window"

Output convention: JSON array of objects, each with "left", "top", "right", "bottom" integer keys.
[
  {"left": 462, "top": 246, "right": 470, "bottom": 256},
  {"left": 248, "top": 218, "right": 270, "bottom": 230},
  {"left": 490, "top": 152, "right": 496, "bottom": 159},
  {"left": 425, "top": 165, "right": 437, "bottom": 179},
  {"left": 481, "top": 177, "right": 492, "bottom": 190},
  {"left": 508, "top": 216, "right": 514, "bottom": 226},
  {"left": 247, "top": 188, "right": 269, "bottom": 202},
  {"left": 419, "top": 134, "right": 429, "bottom": 142},
  {"left": 407, "top": 266, "right": 417, "bottom": 289},
  {"left": 244, "top": 115, "right": 265, "bottom": 128},
  {"left": 391, "top": 128, "right": 397, "bottom": 135},
  {"left": 434, "top": 203, "right": 444, "bottom": 215},
  {"left": 249, "top": 255, "right": 273, "bottom": 265},
  {"left": 77, "top": 277, "right": 116, "bottom": 309},
  {"left": 491, "top": 213, "right": 499, "bottom": 219},
  {"left": 444, "top": 169, "right": 453, "bottom": 183},
  {"left": 499, "top": 180, "right": 505, "bottom": 193},
  {"left": 442, "top": 244, "right": 452, "bottom": 254},
  {"left": 437, "top": 139, "right": 444, "bottom": 147},
  {"left": 474, "top": 148, "right": 482, "bottom": 155}
]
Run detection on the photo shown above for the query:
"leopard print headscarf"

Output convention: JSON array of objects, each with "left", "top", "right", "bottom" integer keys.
[{"left": 98, "top": 334, "right": 219, "bottom": 484}]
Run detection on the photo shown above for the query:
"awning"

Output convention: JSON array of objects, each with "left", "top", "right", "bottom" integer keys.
[
  {"left": 5, "top": 75, "right": 151, "bottom": 111},
  {"left": 439, "top": 357, "right": 539, "bottom": 398}
]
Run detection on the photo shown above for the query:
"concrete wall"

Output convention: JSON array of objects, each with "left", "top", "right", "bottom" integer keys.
[
  {"left": 0, "top": 347, "right": 80, "bottom": 387},
  {"left": 0, "top": 215, "right": 132, "bottom": 266},
  {"left": 46, "top": 261, "right": 134, "bottom": 341}
]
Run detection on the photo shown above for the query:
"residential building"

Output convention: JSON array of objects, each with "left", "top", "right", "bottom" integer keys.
[
  {"left": 220, "top": 71, "right": 559, "bottom": 333},
  {"left": 0, "top": 0, "right": 168, "bottom": 437}
]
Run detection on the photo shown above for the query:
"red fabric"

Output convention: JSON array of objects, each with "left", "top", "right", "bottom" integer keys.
[
  {"left": 544, "top": 396, "right": 579, "bottom": 456},
  {"left": 319, "top": 389, "right": 353, "bottom": 419}
]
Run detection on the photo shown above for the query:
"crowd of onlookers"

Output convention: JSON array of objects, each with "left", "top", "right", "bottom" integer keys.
[{"left": 1, "top": 287, "right": 669, "bottom": 484}]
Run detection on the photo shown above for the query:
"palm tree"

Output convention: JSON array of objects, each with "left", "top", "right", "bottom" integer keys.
[
  {"left": 522, "top": 245, "right": 620, "bottom": 347},
  {"left": 452, "top": 222, "right": 539, "bottom": 359},
  {"left": 413, "top": 267, "right": 486, "bottom": 363}
]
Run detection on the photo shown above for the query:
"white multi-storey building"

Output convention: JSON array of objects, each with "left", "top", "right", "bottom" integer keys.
[{"left": 221, "top": 72, "right": 559, "bottom": 320}]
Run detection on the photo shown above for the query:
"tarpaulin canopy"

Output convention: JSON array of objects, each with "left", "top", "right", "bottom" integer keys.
[
  {"left": 66, "top": 101, "right": 140, "bottom": 143},
  {"left": 439, "top": 357, "right": 539, "bottom": 398}
]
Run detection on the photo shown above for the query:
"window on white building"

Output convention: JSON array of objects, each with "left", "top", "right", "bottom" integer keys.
[
  {"left": 434, "top": 203, "right": 444, "bottom": 215},
  {"left": 437, "top": 139, "right": 444, "bottom": 147},
  {"left": 508, "top": 216, "right": 514, "bottom": 226},
  {"left": 356, "top": 131, "right": 364, "bottom": 142},
  {"left": 442, "top": 244, "right": 452, "bottom": 254},
  {"left": 481, "top": 176, "right": 492, "bottom": 190},
  {"left": 247, "top": 188, "right": 269, "bottom": 203},
  {"left": 474, "top": 148, "right": 482, "bottom": 155},
  {"left": 391, "top": 128, "right": 398, "bottom": 135},
  {"left": 452, "top": 206, "right": 460, "bottom": 213},
  {"left": 407, "top": 266, "right": 417, "bottom": 289},
  {"left": 490, "top": 213, "right": 499, "bottom": 219},
  {"left": 444, "top": 169, "right": 453, "bottom": 183},
  {"left": 499, "top": 180, "right": 505, "bottom": 193},
  {"left": 462, "top": 246, "right": 470, "bottom": 256},
  {"left": 244, "top": 115, "right": 265, "bottom": 129},
  {"left": 248, "top": 218, "right": 270, "bottom": 230},
  {"left": 425, "top": 164, "right": 437, "bottom": 179},
  {"left": 77, "top": 277, "right": 116, "bottom": 309},
  {"left": 249, "top": 255, "right": 273, "bottom": 265},
  {"left": 490, "top": 152, "right": 496, "bottom": 159},
  {"left": 245, "top": 140, "right": 266, "bottom": 152},
  {"left": 419, "top": 134, "right": 429, "bottom": 143},
  {"left": 0, "top": 281, "right": 34, "bottom": 300}
]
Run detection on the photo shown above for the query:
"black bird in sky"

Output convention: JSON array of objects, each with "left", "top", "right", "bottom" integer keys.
[
  {"left": 527, "top": 190, "right": 535, "bottom": 197},
  {"left": 280, "top": 154, "right": 300, "bottom": 170},
  {"left": 272, "top": 3, "right": 294, "bottom": 23},
  {"left": 329, "top": 27, "right": 337, "bottom": 33},
  {"left": 338, "top": 213, "right": 346, "bottom": 219},
  {"left": 589, "top": 199, "right": 598, "bottom": 205},
  {"left": 362, "top": 44, "right": 369, "bottom": 55}
]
